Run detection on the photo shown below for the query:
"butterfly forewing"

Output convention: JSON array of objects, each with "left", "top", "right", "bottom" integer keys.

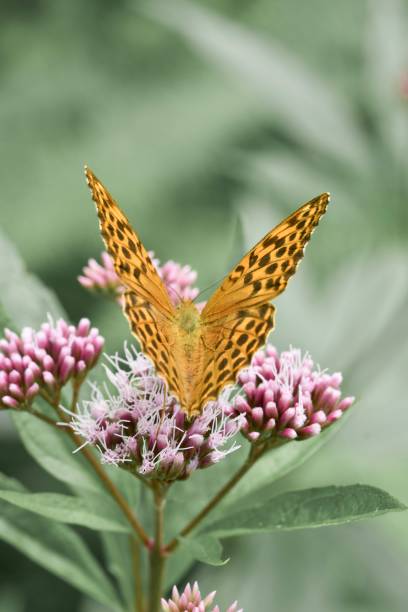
[
  {"left": 192, "top": 193, "right": 330, "bottom": 412},
  {"left": 202, "top": 193, "right": 330, "bottom": 321},
  {"left": 85, "top": 167, "right": 175, "bottom": 318},
  {"left": 85, "top": 167, "right": 189, "bottom": 405}
]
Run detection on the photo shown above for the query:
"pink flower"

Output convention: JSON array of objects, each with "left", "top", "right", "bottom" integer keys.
[
  {"left": 228, "top": 345, "right": 354, "bottom": 443},
  {"left": 159, "top": 260, "right": 199, "bottom": 303},
  {"left": 162, "top": 582, "right": 242, "bottom": 612},
  {"left": 70, "top": 345, "right": 242, "bottom": 480},
  {"left": 78, "top": 252, "right": 124, "bottom": 300},
  {"left": 0, "top": 318, "right": 104, "bottom": 409},
  {"left": 79, "top": 251, "right": 200, "bottom": 306}
]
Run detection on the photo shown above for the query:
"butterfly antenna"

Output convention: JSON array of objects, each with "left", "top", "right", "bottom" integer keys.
[
  {"left": 194, "top": 276, "right": 226, "bottom": 303},
  {"left": 165, "top": 284, "right": 183, "bottom": 304}
]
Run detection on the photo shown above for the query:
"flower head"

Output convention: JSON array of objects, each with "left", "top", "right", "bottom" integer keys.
[
  {"left": 162, "top": 582, "right": 242, "bottom": 612},
  {"left": 78, "top": 251, "right": 124, "bottom": 300},
  {"left": 70, "top": 345, "right": 242, "bottom": 480},
  {"left": 79, "top": 251, "right": 200, "bottom": 306},
  {"left": 0, "top": 318, "right": 104, "bottom": 409},
  {"left": 228, "top": 345, "right": 354, "bottom": 443}
]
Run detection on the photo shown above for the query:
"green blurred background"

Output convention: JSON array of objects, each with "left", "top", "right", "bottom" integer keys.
[{"left": 0, "top": 0, "right": 407, "bottom": 610}]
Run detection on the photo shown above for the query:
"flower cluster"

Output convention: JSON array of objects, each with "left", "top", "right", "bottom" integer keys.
[
  {"left": 70, "top": 346, "right": 243, "bottom": 480},
  {"left": 78, "top": 251, "right": 200, "bottom": 305},
  {"left": 162, "top": 582, "right": 242, "bottom": 612},
  {"left": 229, "top": 345, "right": 354, "bottom": 443},
  {"left": 0, "top": 318, "right": 104, "bottom": 409}
]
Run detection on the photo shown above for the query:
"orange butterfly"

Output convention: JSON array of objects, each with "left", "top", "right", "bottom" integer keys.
[{"left": 85, "top": 167, "right": 329, "bottom": 416}]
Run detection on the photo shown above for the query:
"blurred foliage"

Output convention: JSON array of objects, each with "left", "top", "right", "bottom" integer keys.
[{"left": 0, "top": 0, "right": 407, "bottom": 610}]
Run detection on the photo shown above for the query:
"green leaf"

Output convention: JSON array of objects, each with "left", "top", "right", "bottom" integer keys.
[
  {"left": 0, "top": 490, "right": 130, "bottom": 533},
  {"left": 11, "top": 411, "right": 101, "bottom": 493},
  {"left": 164, "top": 420, "right": 348, "bottom": 589},
  {"left": 166, "top": 426, "right": 339, "bottom": 537},
  {"left": 101, "top": 532, "right": 134, "bottom": 612},
  {"left": 0, "top": 229, "right": 66, "bottom": 329},
  {"left": 0, "top": 472, "right": 123, "bottom": 610},
  {"left": 93, "top": 470, "right": 141, "bottom": 610},
  {"left": 163, "top": 535, "right": 227, "bottom": 591},
  {"left": 104, "top": 464, "right": 141, "bottom": 509},
  {"left": 224, "top": 419, "right": 347, "bottom": 510},
  {"left": 165, "top": 444, "right": 247, "bottom": 539},
  {"left": 164, "top": 547, "right": 195, "bottom": 592},
  {"left": 179, "top": 535, "right": 228, "bottom": 566},
  {"left": 202, "top": 484, "right": 406, "bottom": 538},
  {"left": 0, "top": 471, "right": 25, "bottom": 493}
]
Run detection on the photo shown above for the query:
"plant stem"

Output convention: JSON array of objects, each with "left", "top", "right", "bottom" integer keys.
[
  {"left": 148, "top": 481, "right": 167, "bottom": 612},
  {"left": 70, "top": 378, "right": 82, "bottom": 413},
  {"left": 164, "top": 443, "right": 265, "bottom": 554},
  {"left": 28, "top": 408, "right": 58, "bottom": 427},
  {"left": 131, "top": 536, "right": 145, "bottom": 612}
]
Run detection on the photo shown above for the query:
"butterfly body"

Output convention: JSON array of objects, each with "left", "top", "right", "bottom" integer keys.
[
  {"left": 85, "top": 166, "right": 330, "bottom": 417},
  {"left": 171, "top": 301, "right": 205, "bottom": 404}
]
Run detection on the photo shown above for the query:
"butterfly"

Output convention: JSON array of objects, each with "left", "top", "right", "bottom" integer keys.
[{"left": 85, "top": 167, "right": 329, "bottom": 417}]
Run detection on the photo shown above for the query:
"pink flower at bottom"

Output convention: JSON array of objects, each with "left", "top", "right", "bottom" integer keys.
[{"left": 162, "top": 582, "right": 242, "bottom": 612}]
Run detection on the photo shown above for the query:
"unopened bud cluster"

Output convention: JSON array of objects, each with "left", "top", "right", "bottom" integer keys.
[
  {"left": 229, "top": 346, "right": 354, "bottom": 443},
  {"left": 0, "top": 318, "right": 104, "bottom": 409}
]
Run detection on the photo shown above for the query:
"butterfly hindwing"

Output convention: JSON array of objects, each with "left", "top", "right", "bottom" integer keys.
[
  {"left": 190, "top": 303, "right": 275, "bottom": 414},
  {"left": 123, "top": 291, "right": 186, "bottom": 405}
]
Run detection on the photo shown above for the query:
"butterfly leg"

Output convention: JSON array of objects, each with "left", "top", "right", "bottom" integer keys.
[{"left": 200, "top": 335, "right": 217, "bottom": 353}]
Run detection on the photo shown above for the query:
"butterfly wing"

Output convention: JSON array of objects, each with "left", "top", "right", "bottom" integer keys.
[
  {"left": 191, "top": 193, "right": 330, "bottom": 411},
  {"left": 203, "top": 193, "right": 330, "bottom": 320},
  {"left": 123, "top": 291, "right": 187, "bottom": 406},
  {"left": 189, "top": 303, "right": 275, "bottom": 414},
  {"left": 85, "top": 167, "right": 186, "bottom": 401},
  {"left": 85, "top": 167, "right": 175, "bottom": 317}
]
